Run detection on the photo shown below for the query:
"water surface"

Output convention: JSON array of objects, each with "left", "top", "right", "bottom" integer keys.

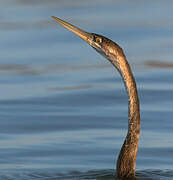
[{"left": 0, "top": 0, "right": 173, "bottom": 179}]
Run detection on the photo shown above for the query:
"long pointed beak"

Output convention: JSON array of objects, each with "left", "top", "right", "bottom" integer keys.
[{"left": 51, "top": 16, "right": 93, "bottom": 45}]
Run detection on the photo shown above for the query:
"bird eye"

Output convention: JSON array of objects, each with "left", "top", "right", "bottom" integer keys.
[{"left": 95, "top": 37, "right": 102, "bottom": 44}]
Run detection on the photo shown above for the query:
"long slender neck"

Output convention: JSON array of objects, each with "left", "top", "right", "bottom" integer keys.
[{"left": 110, "top": 53, "right": 140, "bottom": 179}]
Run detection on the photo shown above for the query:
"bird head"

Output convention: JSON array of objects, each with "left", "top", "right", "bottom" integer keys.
[{"left": 51, "top": 16, "right": 125, "bottom": 65}]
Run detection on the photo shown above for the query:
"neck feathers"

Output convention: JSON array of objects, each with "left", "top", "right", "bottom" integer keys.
[{"left": 109, "top": 48, "right": 140, "bottom": 179}]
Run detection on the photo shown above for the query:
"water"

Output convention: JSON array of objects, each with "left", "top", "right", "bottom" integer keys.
[{"left": 0, "top": 0, "right": 173, "bottom": 179}]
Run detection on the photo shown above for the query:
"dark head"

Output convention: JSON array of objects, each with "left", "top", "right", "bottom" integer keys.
[{"left": 51, "top": 16, "right": 126, "bottom": 67}]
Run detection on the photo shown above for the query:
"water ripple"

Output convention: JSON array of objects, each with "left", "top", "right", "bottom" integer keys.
[{"left": 1, "top": 169, "right": 173, "bottom": 180}]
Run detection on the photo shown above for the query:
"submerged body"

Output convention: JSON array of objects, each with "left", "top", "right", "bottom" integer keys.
[{"left": 51, "top": 16, "right": 140, "bottom": 180}]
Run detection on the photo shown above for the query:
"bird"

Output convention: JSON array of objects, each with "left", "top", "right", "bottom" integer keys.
[{"left": 51, "top": 16, "right": 140, "bottom": 180}]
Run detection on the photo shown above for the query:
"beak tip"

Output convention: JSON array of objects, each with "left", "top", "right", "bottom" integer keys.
[{"left": 51, "top": 16, "right": 56, "bottom": 20}]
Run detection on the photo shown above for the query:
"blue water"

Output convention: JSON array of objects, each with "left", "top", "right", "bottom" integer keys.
[{"left": 0, "top": 0, "right": 173, "bottom": 179}]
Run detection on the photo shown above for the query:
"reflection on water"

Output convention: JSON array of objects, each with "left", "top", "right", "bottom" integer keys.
[
  {"left": 1, "top": 0, "right": 173, "bottom": 179},
  {"left": 0, "top": 63, "right": 110, "bottom": 75},
  {"left": 0, "top": 20, "right": 52, "bottom": 31},
  {"left": 145, "top": 61, "right": 173, "bottom": 68},
  {"left": 0, "top": 60, "right": 173, "bottom": 77}
]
